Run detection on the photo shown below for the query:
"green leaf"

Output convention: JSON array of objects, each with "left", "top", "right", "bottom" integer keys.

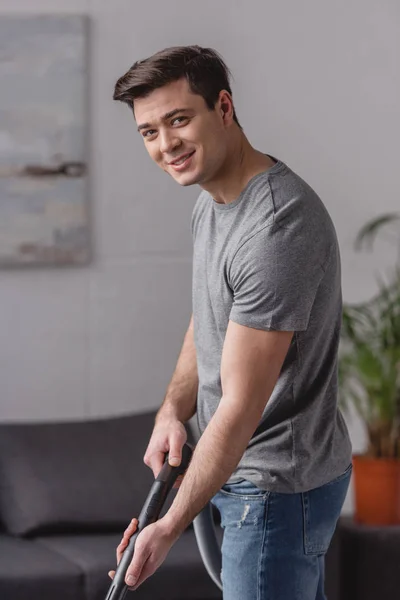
[{"left": 355, "top": 213, "right": 400, "bottom": 251}]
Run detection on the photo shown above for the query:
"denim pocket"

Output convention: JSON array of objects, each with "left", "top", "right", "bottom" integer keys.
[
  {"left": 219, "top": 478, "right": 268, "bottom": 500},
  {"left": 302, "top": 464, "right": 352, "bottom": 555},
  {"left": 212, "top": 480, "right": 268, "bottom": 530}
]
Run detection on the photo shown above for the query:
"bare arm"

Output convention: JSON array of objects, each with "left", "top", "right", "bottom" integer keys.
[
  {"left": 143, "top": 315, "right": 198, "bottom": 476},
  {"left": 163, "top": 321, "right": 293, "bottom": 537},
  {"left": 112, "top": 322, "right": 293, "bottom": 589},
  {"left": 156, "top": 314, "right": 198, "bottom": 425}
]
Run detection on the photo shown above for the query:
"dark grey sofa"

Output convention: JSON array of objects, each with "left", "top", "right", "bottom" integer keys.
[{"left": 0, "top": 410, "right": 222, "bottom": 600}]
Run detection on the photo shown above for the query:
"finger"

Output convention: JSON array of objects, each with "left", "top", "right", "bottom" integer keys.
[
  {"left": 116, "top": 519, "right": 138, "bottom": 562},
  {"left": 108, "top": 570, "right": 115, "bottom": 580},
  {"left": 124, "top": 518, "right": 138, "bottom": 536},
  {"left": 131, "top": 558, "right": 155, "bottom": 591},
  {"left": 117, "top": 519, "right": 137, "bottom": 556},
  {"left": 147, "top": 451, "right": 165, "bottom": 478},
  {"left": 117, "top": 538, "right": 129, "bottom": 564},
  {"left": 168, "top": 434, "right": 184, "bottom": 467},
  {"left": 125, "top": 545, "right": 150, "bottom": 587}
]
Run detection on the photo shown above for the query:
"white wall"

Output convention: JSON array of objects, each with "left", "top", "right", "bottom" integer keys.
[{"left": 0, "top": 0, "right": 399, "bottom": 509}]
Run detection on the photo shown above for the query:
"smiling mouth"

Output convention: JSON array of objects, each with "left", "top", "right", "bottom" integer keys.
[{"left": 169, "top": 151, "right": 195, "bottom": 166}]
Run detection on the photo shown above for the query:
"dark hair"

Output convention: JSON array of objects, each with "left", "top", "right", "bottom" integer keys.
[{"left": 113, "top": 45, "right": 242, "bottom": 128}]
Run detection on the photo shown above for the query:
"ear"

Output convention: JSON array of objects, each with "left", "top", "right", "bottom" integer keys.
[{"left": 219, "top": 91, "right": 234, "bottom": 124}]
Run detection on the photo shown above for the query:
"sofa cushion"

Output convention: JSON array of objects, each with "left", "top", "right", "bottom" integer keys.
[
  {"left": 0, "top": 411, "right": 156, "bottom": 536},
  {"left": 38, "top": 528, "right": 223, "bottom": 600},
  {"left": 0, "top": 534, "right": 85, "bottom": 600}
]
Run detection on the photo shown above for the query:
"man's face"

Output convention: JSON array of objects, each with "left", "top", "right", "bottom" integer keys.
[{"left": 133, "top": 78, "right": 230, "bottom": 186}]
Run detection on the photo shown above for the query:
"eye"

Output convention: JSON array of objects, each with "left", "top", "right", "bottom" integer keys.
[
  {"left": 142, "top": 129, "right": 156, "bottom": 138},
  {"left": 172, "top": 116, "right": 187, "bottom": 125}
]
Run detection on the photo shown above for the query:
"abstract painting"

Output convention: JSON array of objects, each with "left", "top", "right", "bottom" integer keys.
[{"left": 0, "top": 15, "right": 90, "bottom": 266}]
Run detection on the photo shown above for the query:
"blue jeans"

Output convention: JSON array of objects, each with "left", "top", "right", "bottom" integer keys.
[{"left": 211, "top": 465, "right": 352, "bottom": 600}]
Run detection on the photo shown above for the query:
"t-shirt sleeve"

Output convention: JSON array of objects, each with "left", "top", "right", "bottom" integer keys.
[{"left": 228, "top": 223, "right": 329, "bottom": 332}]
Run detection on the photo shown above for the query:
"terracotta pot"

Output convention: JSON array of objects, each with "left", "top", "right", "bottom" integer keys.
[{"left": 353, "top": 454, "right": 400, "bottom": 525}]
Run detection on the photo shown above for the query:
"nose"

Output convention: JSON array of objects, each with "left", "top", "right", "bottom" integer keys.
[{"left": 159, "top": 129, "right": 181, "bottom": 155}]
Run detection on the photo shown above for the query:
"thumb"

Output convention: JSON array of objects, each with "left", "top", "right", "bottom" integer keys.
[
  {"left": 125, "top": 532, "right": 149, "bottom": 587},
  {"left": 168, "top": 435, "right": 183, "bottom": 467}
]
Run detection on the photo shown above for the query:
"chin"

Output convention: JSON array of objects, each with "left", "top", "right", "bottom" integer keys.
[{"left": 172, "top": 172, "right": 201, "bottom": 187}]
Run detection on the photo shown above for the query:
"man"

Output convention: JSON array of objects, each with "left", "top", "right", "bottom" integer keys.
[{"left": 109, "top": 45, "right": 352, "bottom": 599}]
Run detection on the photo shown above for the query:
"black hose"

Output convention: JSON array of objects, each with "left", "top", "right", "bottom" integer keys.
[
  {"left": 103, "top": 442, "right": 222, "bottom": 598},
  {"left": 104, "top": 444, "right": 193, "bottom": 600},
  {"left": 193, "top": 503, "right": 223, "bottom": 590}
]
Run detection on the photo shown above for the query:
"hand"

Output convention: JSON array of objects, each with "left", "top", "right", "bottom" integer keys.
[
  {"left": 144, "top": 417, "right": 188, "bottom": 488},
  {"left": 108, "top": 516, "right": 178, "bottom": 591}
]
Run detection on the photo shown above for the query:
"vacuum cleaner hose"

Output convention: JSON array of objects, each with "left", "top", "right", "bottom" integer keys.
[
  {"left": 193, "top": 503, "right": 223, "bottom": 591},
  {"left": 104, "top": 442, "right": 222, "bottom": 598}
]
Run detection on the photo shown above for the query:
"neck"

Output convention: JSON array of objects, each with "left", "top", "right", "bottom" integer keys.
[{"left": 200, "top": 129, "right": 275, "bottom": 204}]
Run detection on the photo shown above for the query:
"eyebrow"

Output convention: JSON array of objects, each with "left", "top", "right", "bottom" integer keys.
[{"left": 137, "top": 108, "right": 193, "bottom": 132}]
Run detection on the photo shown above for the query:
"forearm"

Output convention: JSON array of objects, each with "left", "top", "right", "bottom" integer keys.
[
  {"left": 163, "top": 393, "right": 263, "bottom": 537},
  {"left": 160, "top": 324, "right": 292, "bottom": 541},
  {"left": 156, "top": 315, "right": 198, "bottom": 425}
]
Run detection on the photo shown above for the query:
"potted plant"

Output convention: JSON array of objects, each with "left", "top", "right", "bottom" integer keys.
[{"left": 339, "top": 213, "right": 400, "bottom": 525}]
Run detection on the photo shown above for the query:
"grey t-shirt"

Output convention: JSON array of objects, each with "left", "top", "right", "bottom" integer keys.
[{"left": 191, "top": 157, "right": 352, "bottom": 493}]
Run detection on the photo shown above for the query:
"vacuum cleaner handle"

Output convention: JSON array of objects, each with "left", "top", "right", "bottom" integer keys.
[{"left": 104, "top": 443, "right": 193, "bottom": 600}]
